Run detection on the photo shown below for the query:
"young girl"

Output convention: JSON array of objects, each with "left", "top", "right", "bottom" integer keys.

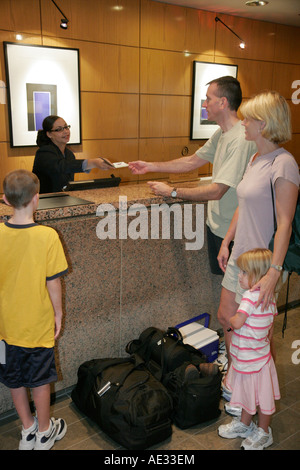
[{"left": 218, "top": 248, "right": 281, "bottom": 450}]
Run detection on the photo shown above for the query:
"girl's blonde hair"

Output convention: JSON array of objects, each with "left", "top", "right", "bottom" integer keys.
[
  {"left": 236, "top": 248, "right": 276, "bottom": 289},
  {"left": 240, "top": 90, "right": 291, "bottom": 144}
]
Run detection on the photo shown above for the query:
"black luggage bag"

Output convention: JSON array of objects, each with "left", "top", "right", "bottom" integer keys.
[
  {"left": 71, "top": 355, "right": 173, "bottom": 450},
  {"left": 126, "top": 326, "right": 207, "bottom": 380},
  {"left": 126, "top": 327, "right": 222, "bottom": 429},
  {"left": 162, "top": 362, "right": 221, "bottom": 428}
]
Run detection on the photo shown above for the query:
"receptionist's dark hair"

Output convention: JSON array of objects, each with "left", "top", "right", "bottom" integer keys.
[{"left": 36, "top": 115, "right": 61, "bottom": 147}]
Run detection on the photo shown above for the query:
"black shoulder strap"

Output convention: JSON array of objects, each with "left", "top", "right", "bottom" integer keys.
[
  {"left": 89, "top": 357, "right": 134, "bottom": 379},
  {"left": 270, "top": 157, "right": 277, "bottom": 232},
  {"left": 282, "top": 272, "right": 292, "bottom": 337}
]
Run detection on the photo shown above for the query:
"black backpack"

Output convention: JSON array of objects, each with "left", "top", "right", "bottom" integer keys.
[
  {"left": 269, "top": 190, "right": 300, "bottom": 276},
  {"left": 126, "top": 326, "right": 207, "bottom": 380},
  {"left": 71, "top": 355, "right": 173, "bottom": 450},
  {"left": 269, "top": 183, "right": 300, "bottom": 335}
]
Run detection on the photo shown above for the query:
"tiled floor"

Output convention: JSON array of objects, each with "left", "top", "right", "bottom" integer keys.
[{"left": 0, "top": 307, "right": 299, "bottom": 451}]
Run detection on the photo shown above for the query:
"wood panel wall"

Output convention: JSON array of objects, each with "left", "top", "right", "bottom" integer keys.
[{"left": 0, "top": 0, "right": 299, "bottom": 191}]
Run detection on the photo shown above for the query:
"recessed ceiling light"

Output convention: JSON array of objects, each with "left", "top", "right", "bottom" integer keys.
[{"left": 245, "top": 1, "right": 269, "bottom": 6}]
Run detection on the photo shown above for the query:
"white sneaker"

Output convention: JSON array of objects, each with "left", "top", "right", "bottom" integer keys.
[
  {"left": 34, "top": 417, "right": 67, "bottom": 450},
  {"left": 19, "top": 416, "right": 38, "bottom": 450},
  {"left": 241, "top": 426, "right": 273, "bottom": 450},
  {"left": 218, "top": 417, "right": 256, "bottom": 439},
  {"left": 224, "top": 402, "right": 242, "bottom": 417}
]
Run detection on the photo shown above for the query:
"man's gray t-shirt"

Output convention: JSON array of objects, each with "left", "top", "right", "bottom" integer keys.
[{"left": 196, "top": 121, "right": 256, "bottom": 238}]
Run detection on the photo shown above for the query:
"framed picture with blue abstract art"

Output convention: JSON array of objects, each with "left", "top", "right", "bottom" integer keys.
[
  {"left": 190, "top": 61, "right": 238, "bottom": 140},
  {"left": 3, "top": 42, "right": 81, "bottom": 147}
]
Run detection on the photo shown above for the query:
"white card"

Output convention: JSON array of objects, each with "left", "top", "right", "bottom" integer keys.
[{"left": 113, "top": 162, "right": 129, "bottom": 168}]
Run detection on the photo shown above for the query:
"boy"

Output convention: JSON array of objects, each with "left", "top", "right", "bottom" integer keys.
[{"left": 0, "top": 170, "right": 68, "bottom": 450}]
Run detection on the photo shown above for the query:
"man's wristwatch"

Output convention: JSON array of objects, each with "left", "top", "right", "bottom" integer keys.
[
  {"left": 271, "top": 264, "right": 283, "bottom": 272},
  {"left": 171, "top": 188, "right": 177, "bottom": 198}
]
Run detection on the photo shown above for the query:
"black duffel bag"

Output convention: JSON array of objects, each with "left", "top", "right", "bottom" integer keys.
[
  {"left": 126, "top": 327, "right": 221, "bottom": 429},
  {"left": 162, "top": 362, "right": 221, "bottom": 428},
  {"left": 71, "top": 355, "right": 173, "bottom": 450}
]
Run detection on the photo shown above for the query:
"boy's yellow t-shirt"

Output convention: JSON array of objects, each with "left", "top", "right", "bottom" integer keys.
[{"left": 0, "top": 222, "right": 68, "bottom": 348}]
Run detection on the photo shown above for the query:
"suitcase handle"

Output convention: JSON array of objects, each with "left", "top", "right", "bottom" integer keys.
[{"left": 175, "top": 313, "right": 210, "bottom": 329}]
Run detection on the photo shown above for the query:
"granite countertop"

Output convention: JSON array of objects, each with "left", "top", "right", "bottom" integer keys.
[{"left": 0, "top": 178, "right": 209, "bottom": 222}]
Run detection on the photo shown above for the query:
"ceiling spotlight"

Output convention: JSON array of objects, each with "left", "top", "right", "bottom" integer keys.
[
  {"left": 51, "top": 0, "right": 69, "bottom": 30},
  {"left": 215, "top": 17, "right": 246, "bottom": 50},
  {"left": 245, "top": 1, "right": 269, "bottom": 6}
]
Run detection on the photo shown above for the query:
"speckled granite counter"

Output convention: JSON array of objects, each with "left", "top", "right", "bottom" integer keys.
[
  {"left": 1, "top": 181, "right": 299, "bottom": 415},
  {"left": 0, "top": 181, "right": 200, "bottom": 222}
]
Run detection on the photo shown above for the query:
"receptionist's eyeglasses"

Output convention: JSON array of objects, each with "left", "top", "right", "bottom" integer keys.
[{"left": 50, "top": 125, "right": 71, "bottom": 133}]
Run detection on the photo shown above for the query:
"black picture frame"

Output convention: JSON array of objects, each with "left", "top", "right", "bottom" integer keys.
[
  {"left": 3, "top": 42, "right": 81, "bottom": 147},
  {"left": 190, "top": 61, "right": 238, "bottom": 140}
]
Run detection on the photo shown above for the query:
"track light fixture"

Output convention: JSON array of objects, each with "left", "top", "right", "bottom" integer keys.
[
  {"left": 51, "top": 0, "right": 69, "bottom": 29},
  {"left": 215, "top": 16, "right": 245, "bottom": 49},
  {"left": 245, "top": 1, "right": 269, "bottom": 6}
]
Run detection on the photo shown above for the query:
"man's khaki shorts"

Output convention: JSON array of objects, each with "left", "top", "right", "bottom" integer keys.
[{"left": 221, "top": 255, "right": 245, "bottom": 304}]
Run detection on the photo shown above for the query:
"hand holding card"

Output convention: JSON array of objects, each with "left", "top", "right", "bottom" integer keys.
[
  {"left": 112, "top": 162, "right": 128, "bottom": 168},
  {"left": 100, "top": 158, "right": 128, "bottom": 169}
]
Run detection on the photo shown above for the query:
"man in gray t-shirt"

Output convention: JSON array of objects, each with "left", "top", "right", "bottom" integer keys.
[
  {"left": 196, "top": 120, "right": 256, "bottom": 241},
  {"left": 129, "top": 76, "right": 256, "bottom": 273}
]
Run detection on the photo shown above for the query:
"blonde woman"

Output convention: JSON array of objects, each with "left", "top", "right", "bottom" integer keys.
[
  {"left": 218, "top": 248, "right": 281, "bottom": 450},
  {"left": 217, "top": 91, "right": 299, "bottom": 393}
]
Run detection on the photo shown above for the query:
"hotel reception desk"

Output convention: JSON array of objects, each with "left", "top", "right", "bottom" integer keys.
[{"left": 0, "top": 182, "right": 299, "bottom": 414}]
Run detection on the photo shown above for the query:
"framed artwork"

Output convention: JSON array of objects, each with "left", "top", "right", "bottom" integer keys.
[
  {"left": 3, "top": 42, "right": 81, "bottom": 147},
  {"left": 190, "top": 61, "right": 238, "bottom": 140}
]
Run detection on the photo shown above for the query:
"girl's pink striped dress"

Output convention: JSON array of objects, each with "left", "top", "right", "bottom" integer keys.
[{"left": 227, "top": 288, "right": 280, "bottom": 415}]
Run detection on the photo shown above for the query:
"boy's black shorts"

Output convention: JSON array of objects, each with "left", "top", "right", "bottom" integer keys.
[{"left": 0, "top": 341, "right": 57, "bottom": 389}]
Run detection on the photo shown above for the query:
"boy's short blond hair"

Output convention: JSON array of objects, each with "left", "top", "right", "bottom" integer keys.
[
  {"left": 3, "top": 170, "right": 40, "bottom": 209},
  {"left": 236, "top": 248, "right": 273, "bottom": 288},
  {"left": 240, "top": 91, "right": 291, "bottom": 144}
]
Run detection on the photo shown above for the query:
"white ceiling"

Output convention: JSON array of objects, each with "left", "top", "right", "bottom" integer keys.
[{"left": 153, "top": 0, "right": 300, "bottom": 27}]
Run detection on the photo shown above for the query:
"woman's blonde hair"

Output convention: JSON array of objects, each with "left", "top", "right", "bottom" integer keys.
[
  {"left": 240, "top": 91, "right": 291, "bottom": 144},
  {"left": 236, "top": 248, "right": 274, "bottom": 288}
]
